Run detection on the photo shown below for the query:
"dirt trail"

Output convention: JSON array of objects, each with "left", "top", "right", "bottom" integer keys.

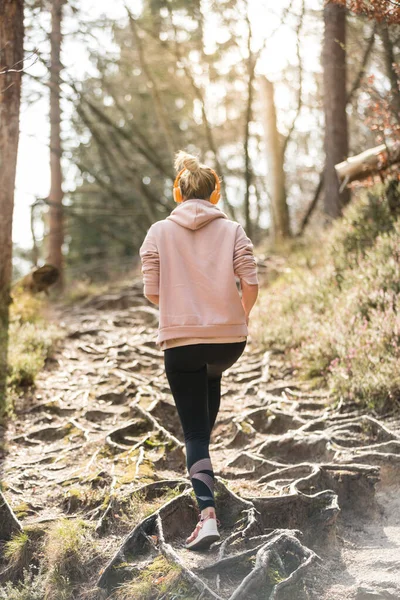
[{"left": 2, "top": 281, "right": 400, "bottom": 599}]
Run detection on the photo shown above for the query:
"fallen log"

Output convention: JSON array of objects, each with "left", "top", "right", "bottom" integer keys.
[
  {"left": 335, "top": 141, "right": 400, "bottom": 188},
  {"left": 12, "top": 264, "right": 59, "bottom": 295}
]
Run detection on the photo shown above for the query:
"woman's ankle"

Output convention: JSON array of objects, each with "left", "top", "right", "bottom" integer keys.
[{"left": 201, "top": 506, "right": 216, "bottom": 519}]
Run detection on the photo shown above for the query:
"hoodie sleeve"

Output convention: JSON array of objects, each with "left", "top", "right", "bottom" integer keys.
[
  {"left": 139, "top": 225, "right": 160, "bottom": 296},
  {"left": 233, "top": 224, "right": 259, "bottom": 285}
]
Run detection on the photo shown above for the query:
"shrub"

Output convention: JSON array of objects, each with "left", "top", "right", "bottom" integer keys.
[
  {"left": 253, "top": 182, "right": 400, "bottom": 410},
  {"left": 6, "top": 291, "right": 61, "bottom": 412},
  {"left": 0, "top": 567, "right": 46, "bottom": 600}
]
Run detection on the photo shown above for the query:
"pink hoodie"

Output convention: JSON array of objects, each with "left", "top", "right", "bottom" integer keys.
[{"left": 139, "top": 198, "right": 259, "bottom": 347}]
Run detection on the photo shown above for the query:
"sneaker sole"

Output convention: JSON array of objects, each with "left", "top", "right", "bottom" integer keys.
[{"left": 185, "top": 533, "right": 220, "bottom": 551}]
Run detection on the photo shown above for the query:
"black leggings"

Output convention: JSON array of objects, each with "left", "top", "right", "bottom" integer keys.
[{"left": 164, "top": 341, "right": 247, "bottom": 511}]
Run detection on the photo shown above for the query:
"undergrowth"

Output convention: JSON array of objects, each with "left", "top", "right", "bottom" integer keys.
[
  {"left": 0, "top": 567, "right": 46, "bottom": 600},
  {"left": 253, "top": 181, "right": 400, "bottom": 411},
  {"left": 0, "top": 518, "right": 99, "bottom": 599},
  {"left": 7, "top": 290, "right": 61, "bottom": 412},
  {"left": 110, "top": 555, "right": 193, "bottom": 600}
]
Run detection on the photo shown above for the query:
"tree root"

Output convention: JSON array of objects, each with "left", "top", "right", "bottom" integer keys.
[
  {"left": 6, "top": 291, "right": 400, "bottom": 599},
  {"left": 96, "top": 479, "right": 335, "bottom": 598}
]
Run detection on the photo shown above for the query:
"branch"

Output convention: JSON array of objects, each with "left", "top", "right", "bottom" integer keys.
[
  {"left": 125, "top": 4, "right": 177, "bottom": 166},
  {"left": 165, "top": 6, "right": 237, "bottom": 221},
  {"left": 0, "top": 50, "right": 38, "bottom": 75},
  {"left": 282, "top": 0, "right": 305, "bottom": 156},
  {"left": 296, "top": 173, "right": 324, "bottom": 237}
]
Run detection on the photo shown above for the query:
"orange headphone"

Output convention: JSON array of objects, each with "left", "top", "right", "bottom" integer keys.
[{"left": 173, "top": 167, "right": 221, "bottom": 205}]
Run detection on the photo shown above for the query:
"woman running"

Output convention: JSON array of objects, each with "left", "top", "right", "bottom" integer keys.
[{"left": 139, "top": 150, "right": 259, "bottom": 550}]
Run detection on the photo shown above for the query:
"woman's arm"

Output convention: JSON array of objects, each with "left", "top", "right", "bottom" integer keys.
[
  {"left": 233, "top": 224, "right": 259, "bottom": 323},
  {"left": 241, "top": 280, "right": 258, "bottom": 323},
  {"left": 139, "top": 225, "right": 160, "bottom": 300}
]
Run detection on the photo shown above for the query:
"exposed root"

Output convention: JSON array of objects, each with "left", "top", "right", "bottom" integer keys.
[
  {"left": 132, "top": 402, "right": 184, "bottom": 450},
  {"left": 96, "top": 479, "right": 335, "bottom": 598},
  {"left": 4, "top": 286, "right": 400, "bottom": 599}
]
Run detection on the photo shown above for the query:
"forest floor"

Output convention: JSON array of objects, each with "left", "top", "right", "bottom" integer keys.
[{"left": 2, "top": 279, "right": 400, "bottom": 599}]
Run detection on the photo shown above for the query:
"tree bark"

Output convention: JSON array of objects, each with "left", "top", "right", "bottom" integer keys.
[
  {"left": 335, "top": 141, "right": 400, "bottom": 184},
  {"left": 322, "top": 2, "right": 350, "bottom": 219},
  {"left": 0, "top": 0, "right": 24, "bottom": 413},
  {"left": 244, "top": 12, "right": 255, "bottom": 238},
  {"left": 379, "top": 23, "right": 400, "bottom": 124},
  {"left": 259, "top": 77, "right": 291, "bottom": 244},
  {"left": 46, "top": 0, "right": 65, "bottom": 290}
]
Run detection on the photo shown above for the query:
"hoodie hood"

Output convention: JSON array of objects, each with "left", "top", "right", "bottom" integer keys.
[{"left": 166, "top": 198, "right": 228, "bottom": 231}]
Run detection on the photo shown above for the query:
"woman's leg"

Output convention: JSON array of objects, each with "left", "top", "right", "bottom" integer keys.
[
  {"left": 207, "top": 377, "right": 221, "bottom": 433},
  {"left": 164, "top": 346, "right": 215, "bottom": 512},
  {"left": 206, "top": 341, "right": 247, "bottom": 434},
  {"left": 164, "top": 341, "right": 247, "bottom": 513}
]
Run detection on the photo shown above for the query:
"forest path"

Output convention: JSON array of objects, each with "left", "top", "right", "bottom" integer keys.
[{"left": 3, "top": 280, "right": 400, "bottom": 599}]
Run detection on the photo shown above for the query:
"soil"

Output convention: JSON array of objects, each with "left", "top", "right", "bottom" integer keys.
[{"left": 1, "top": 280, "right": 400, "bottom": 599}]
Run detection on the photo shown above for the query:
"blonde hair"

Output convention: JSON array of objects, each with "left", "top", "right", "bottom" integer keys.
[{"left": 174, "top": 150, "right": 217, "bottom": 201}]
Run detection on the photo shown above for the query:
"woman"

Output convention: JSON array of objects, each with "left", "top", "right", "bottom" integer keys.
[{"left": 139, "top": 151, "right": 259, "bottom": 550}]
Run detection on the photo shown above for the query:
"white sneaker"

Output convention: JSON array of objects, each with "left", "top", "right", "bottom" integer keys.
[{"left": 185, "top": 513, "right": 220, "bottom": 551}]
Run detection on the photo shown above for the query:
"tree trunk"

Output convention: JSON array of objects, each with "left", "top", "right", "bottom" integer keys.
[
  {"left": 259, "top": 77, "right": 291, "bottom": 244},
  {"left": 322, "top": 2, "right": 350, "bottom": 219},
  {"left": 244, "top": 14, "right": 256, "bottom": 238},
  {"left": 244, "top": 13, "right": 255, "bottom": 239},
  {"left": 47, "top": 0, "right": 65, "bottom": 290},
  {"left": 0, "top": 0, "right": 24, "bottom": 413},
  {"left": 379, "top": 23, "right": 400, "bottom": 124}
]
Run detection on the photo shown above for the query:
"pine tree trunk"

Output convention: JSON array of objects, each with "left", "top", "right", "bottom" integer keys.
[
  {"left": 259, "top": 77, "right": 291, "bottom": 244},
  {"left": 322, "top": 1, "right": 350, "bottom": 219},
  {"left": 47, "top": 0, "right": 65, "bottom": 289},
  {"left": 0, "top": 0, "right": 24, "bottom": 412}
]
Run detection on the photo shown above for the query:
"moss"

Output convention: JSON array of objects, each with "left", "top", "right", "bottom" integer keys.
[
  {"left": 268, "top": 567, "right": 286, "bottom": 584},
  {"left": 61, "top": 486, "right": 103, "bottom": 513},
  {"left": 118, "top": 456, "right": 155, "bottom": 485},
  {"left": 13, "top": 502, "right": 35, "bottom": 519},
  {"left": 239, "top": 420, "right": 254, "bottom": 434},
  {"left": 144, "top": 436, "right": 164, "bottom": 448}
]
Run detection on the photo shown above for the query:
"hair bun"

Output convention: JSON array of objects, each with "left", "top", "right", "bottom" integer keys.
[{"left": 174, "top": 150, "right": 200, "bottom": 173}]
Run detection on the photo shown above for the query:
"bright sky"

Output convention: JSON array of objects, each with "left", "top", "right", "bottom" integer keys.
[{"left": 13, "top": 0, "right": 322, "bottom": 258}]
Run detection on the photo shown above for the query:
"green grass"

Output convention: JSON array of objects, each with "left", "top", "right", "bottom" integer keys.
[
  {"left": 0, "top": 567, "right": 46, "bottom": 600},
  {"left": 43, "top": 518, "right": 98, "bottom": 599},
  {"left": 7, "top": 291, "right": 61, "bottom": 408},
  {"left": 62, "top": 277, "right": 110, "bottom": 305},
  {"left": 111, "top": 555, "right": 193, "bottom": 600},
  {"left": 3, "top": 531, "right": 30, "bottom": 569},
  {"left": 253, "top": 182, "right": 400, "bottom": 411}
]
